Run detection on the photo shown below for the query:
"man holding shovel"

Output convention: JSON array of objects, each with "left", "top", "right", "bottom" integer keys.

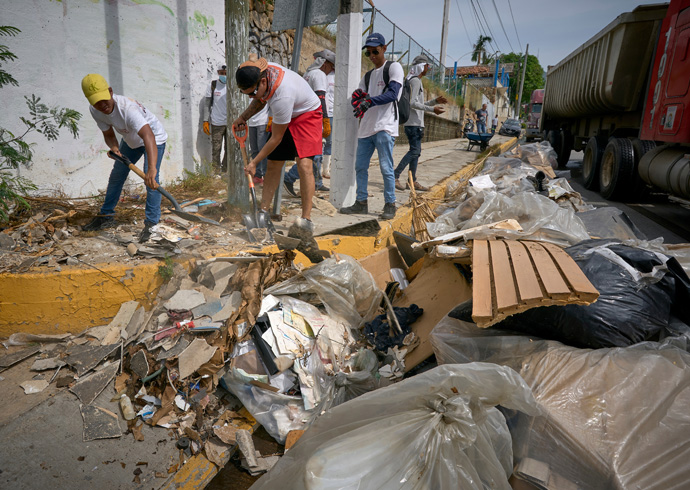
[
  {"left": 232, "top": 57, "right": 325, "bottom": 260},
  {"left": 81, "top": 73, "right": 167, "bottom": 243}
]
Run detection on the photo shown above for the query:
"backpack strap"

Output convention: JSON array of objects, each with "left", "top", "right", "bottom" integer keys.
[
  {"left": 364, "top": 61, "right": 398, "bottom": 120},
  {"left": 210, "top": 80, "right": 217, "bottom": 108}
]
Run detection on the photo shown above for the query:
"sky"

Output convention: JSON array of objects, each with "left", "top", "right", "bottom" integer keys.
[{"left": 368, "top": 0, "right": 662, "bottom": 69}]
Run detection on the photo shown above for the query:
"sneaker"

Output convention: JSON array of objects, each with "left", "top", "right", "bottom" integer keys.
[
  {"left": 339, "top": 200, "right": 368, "bottom": 215},
  {"left": 288, "top": 217, "right": 324, "bottom": 264},
  {"left": 138, "top": 222, "right": 154, "bottom": 243},
  {"left": 83, "top": 215, "right": 116, "bottom": 231},
  {"left": 414, "top": 181, "right": 429, "bottom": 192},
  {"left": 379, "top": 202, "right": 396, "bottom": 220},
  {"left": 316, "top": 184, "right": 330, "bottom": 192},
  {"left": 283, "top": 181, "right": 298, "bottom": 198},
  {"left": 253, "top": 176, "right": 264, "bottom": 185},
  {"left": 395, "top": 179, "right": 406, "bottom": 191}
]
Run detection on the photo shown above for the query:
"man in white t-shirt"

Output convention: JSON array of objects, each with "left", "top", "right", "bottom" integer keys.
[
  {"left": 81, "top": 73, "right": 168, "bottom": 243},
  {"left": 202, "top": 64, "right": 228, "bottom": 173},
  {"left": 340, "top": 33, "right": 403, "bottom": 220},
  {"left": 233, "top": 58, "right": 325, "bottom": 262}
]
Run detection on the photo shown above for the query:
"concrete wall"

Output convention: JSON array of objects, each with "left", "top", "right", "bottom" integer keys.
[
  {"left": 395, "top": 114, "right": 461, "bottom": 145},
  {"left": 1, "top": 0, "right": 226, "bottom": 197}
]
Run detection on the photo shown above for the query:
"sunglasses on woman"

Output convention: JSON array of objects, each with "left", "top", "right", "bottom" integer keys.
[{"left": 364, "top": 48, "right": 380, "bottom": 57}]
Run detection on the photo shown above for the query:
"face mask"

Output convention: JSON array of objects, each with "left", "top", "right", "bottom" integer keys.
[{"left": 218, "top": 75, "right": 227, "bottom": 84}]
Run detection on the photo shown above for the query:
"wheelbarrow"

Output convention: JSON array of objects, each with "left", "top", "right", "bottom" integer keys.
[
  {"left": 106, "top": 151, "right": 222, "bottom": 227},
  {"left": 466, "top": 132, "right": 494, "bottom": 152}
]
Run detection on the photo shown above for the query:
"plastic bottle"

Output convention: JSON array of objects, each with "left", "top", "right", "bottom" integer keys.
[{"left": 119, "top": 394, "right": 136, "bottom": 421}]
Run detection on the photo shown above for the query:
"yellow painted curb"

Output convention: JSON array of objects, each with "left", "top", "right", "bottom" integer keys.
[{"left": 0, "top": 138, "right": 516, "bottom": 336}]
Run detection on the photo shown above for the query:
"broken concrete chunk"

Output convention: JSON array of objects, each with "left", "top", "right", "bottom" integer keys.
[
  {"left": 0, "top": 346, "right": 41, "bottom": 368},
  {"left": 164, "top": 290, "right": 206, "bottom": 311},
  {"left": 204, "top": 438, "right": 232, "bottom": 468},
  {"left": 80, "top": 404, "right": 122, "bottom": 441},
  {"left": 65, "top": 343, "right": 119, "bottom": 377},
  {"left": 31, "top": 357, "right": 66, "bottom": 371},
  {"left": 177, "top": 339, "right": 217, "bottom": 379},
  {"left": 84, "top": 325, "right": 120, "bottom": 345},
  {"left": 124, "top": 306, "right": 146, "bottom": 342},
  {"left": 108, "top": 301, "right": 140, "bottom": 334},
  {"left": 192, "top": 300, "right": 223, "bottom": 319},
  {"left": 211, "top": 291, "right": 242, "bottom": 322},
  {"left": 0, "top": 232, "right": 15, "bottom": 251},
  {"left": 236, "top": 429, "right": 259, "bottom": 470},
  {"left": 126, "top": 243, "right": 138, "bottom": 256},
  {"left": 130, "top": 350, "right": 149, "bottom": 379},
  {"left": 214, "top": 424, "right": 239, "bottom": 445},
  {"left": 20, "top": 379, "right": 49, "bottom": 394},
  {"left": 4, "top": 332, "right": 70, "bottom": 347},
  {"left": 156, "top": 338, "right": 190, "bottom": 361},
  {"left": 69, "top": 362, "right": 119, "bottom": 405}
]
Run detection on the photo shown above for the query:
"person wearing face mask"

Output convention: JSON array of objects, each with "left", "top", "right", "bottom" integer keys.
[
  {"left": 80, "top": 73, "right": 168, "bottom": 243},
  {"left": 203, "top": 64, "right": 229, "bottom": 173}
]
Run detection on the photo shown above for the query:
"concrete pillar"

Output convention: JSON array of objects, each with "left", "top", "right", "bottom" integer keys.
[{"left": 330, "top": 0, "right": 363, "bottom": 209}]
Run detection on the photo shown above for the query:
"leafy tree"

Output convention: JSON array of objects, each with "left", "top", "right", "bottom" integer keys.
[
  {"left": 471, "top": 35, "right": 492, "bottom": 65},
  {"left": 0, "top": 26, "right": 81, "bottom": 222},
  {"left": 500, "top": 52, "right": 545, "bottom": 117}
]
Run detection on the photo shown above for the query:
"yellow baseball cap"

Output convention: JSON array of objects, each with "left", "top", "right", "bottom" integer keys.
[{"left": 81, "top": 74, "right": 111, "bottom": 105}]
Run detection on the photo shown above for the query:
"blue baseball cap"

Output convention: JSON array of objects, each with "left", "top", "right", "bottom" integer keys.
[{"left": 363, "top": 33, "right": 386, "bottom": 49}]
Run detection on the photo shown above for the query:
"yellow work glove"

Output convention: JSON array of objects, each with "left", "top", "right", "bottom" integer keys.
[
  {"left": 322, "top": 117, "right": 331, "bottom": 138},
  {"left": 203, "top": 121, "right": 210, "bottom": 135},
  {"left": 266, "top": 116, "right": 272, "bottom": 133}
]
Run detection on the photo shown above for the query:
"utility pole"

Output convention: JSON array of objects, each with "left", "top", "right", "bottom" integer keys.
[
  {"left": 330, "top": 0, "right": 363, "bottom": 208},
  {"left": 439, "top": 0, "right": 450, "bottom": 83},
  {"left": 516, "top": 43, "right": 529, "bottom": 119},
  {"left": 226, "top": 0, "right": 249, "bottom": 210}
]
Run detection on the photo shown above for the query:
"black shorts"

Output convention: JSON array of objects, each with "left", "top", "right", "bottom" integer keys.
[{"left": 267, "top": 127, "right": 298, "bottom": 161}]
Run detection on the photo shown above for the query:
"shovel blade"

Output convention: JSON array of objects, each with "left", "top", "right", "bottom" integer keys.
[{"left": 242, "top": 213, "right": 259, "bottom": 242}]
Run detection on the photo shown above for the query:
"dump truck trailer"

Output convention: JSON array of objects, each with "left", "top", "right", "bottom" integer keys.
[{"left": 541, "top": 0, "right": 690, "bottom": 202}]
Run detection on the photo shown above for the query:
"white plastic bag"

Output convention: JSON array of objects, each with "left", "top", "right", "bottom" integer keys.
[{"left": 250, "top": 363, "right": 539, "bottom": 490}]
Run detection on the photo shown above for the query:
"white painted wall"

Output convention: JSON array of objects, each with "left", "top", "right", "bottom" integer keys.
[{"left": 1, "top": 0, "right": 226, "bottom": 197}]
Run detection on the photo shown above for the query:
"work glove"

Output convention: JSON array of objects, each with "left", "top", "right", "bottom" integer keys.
[
  {"left": 203, "top": 121, "right": 210, "bottom": 135},
  {"left": 353, "top": 97, "right": 372, "bottom": 119},
  {"left": 351, "top": 89, "right": 367, "bottom": 108},
  {"left": 266, "top": 116, "right": 272, "bottom": 133},
  {"left": 322, "top": 117, "right": 331, "bottom": 138}
]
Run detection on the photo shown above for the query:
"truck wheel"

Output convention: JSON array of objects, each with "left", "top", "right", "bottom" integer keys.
[
  {"left": 631, "top": 139, "right": 656, "bottom": 199},
  {"left": 599, "top": 138, "right": 635, "bottom": 201},
  {"left": 546, "top": 130, "right": 562, "bottom": 154},
  {"left": 583, "top": 137, "right": 604, "bottom": 190},
  {"left": 557, "top": 130, "right": 573, "bottom": 169}
]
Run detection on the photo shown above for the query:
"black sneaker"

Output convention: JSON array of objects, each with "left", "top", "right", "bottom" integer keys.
[
  {"left": 379, "top": 202, "right": 396, "bottom": 220},
  {"left": 83, "top": 215, "right": 116, "bottom": 231},
  {"left": 283, "top": 181, "right": 298, "bottom": 198},
  {"left": 339, "top": 200, "right": 368, "bottom": 215},
  {"left": 316, "top": 184, "right": 330, "bottom": 192},
  {"left": 138, "top": 222, "right": 154, "bottom": 243}
]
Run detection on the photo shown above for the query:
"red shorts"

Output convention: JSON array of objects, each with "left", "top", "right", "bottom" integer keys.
[{"left": 288, "top": 108, "right": 323, "bottom": 159}]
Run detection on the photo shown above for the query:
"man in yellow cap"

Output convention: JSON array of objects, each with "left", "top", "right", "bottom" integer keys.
[{"left": 81, "top": 73, "right": 168, "bottom": 242}]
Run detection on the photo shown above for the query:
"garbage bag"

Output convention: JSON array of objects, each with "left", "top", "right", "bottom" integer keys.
[
  {"left": 510, "top": 140, "right": 558, "bottom": 169},
  {"left": 430, "top": 313, "right": 690, "bottom": 490},
  {"left": 363, "top": 304, "right": 423, "bottom": 351},
  {"left": 265, "top": 255, "right": 382, "bottom": 329},
  {"left": 250, "top": 363, "right": 539, "bottom": 490},
  {"left": 495, "top": 239, "right": 690, "bottom": 348}
]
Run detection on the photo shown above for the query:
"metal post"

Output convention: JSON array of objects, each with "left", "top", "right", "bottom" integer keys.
[
  {"left": 272, "top": 0, "right": 309, "bottom": 215},
  {"left": 516, "top": 44, "right": 529, "bottom": 119},
  {"left": 439, "top": 0, "right": 450, "bottom": 83},
  {"left": 227, "top": 0, "right": 250, "bottom": 211}
]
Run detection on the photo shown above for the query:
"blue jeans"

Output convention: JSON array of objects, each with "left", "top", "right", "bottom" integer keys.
[
  {"left": 285, "top": 159, "right": 323, "bottom": 188},
  {"left": 249, "top": 125, "right": 269, "bottom": 178},
  {"left": 355, "top": 131, "right": 396, "bottom": 204},
  {"left": 100, "top": 140, "right": 165, "bottom": 225},
  {"left": 394, "top": 126, "right": 423, "bottom": 181},
  {"left": 314, "top": 116, "right": 333, "bottom": 166},
  {"left": 477, "top": 121, "right": 487, "bottom": 133}
]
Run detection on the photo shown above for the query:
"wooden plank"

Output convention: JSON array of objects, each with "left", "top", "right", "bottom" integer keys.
[
  {"left": 471, "top": 240, "right": 493, "bottom": 321},
  {"left": 523, "top": 241, "right": 571, "bottom": 298},
  {"left": 541, "top": 243, "right": 599, "bottom": 301},
  {"left": 489, "top": 240, "right": 518, "bottom": 312},
  {"left": 505, "top": 241, "right": 543, "bottom": 303}
]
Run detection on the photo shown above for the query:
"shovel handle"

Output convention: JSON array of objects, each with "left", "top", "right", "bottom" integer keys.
[
  {"left": 231, "top": 125, "right": 247, "bottom": 148},
  {"left": 107, "top": 151, "right": 158, "bottom": 190},
  {"left": 246, "top": 173, "right": 254, "bottom": 190}
]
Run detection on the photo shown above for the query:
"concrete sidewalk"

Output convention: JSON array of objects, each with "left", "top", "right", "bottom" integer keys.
[{"left": 275, "top": 134, "right": 513, "bottom": 237}]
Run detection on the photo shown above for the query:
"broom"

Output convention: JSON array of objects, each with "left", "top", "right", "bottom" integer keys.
[{"left": 408, "top": 170, "right": 435, "bottom": 242}]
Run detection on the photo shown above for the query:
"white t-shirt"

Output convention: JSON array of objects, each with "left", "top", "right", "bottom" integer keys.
[
  {"left": 326, "top": 72, "right": 335, "bottom": 117},
  {"left": 248, "top": 104, "right": 269, "bottom": 127},
  {"left": 303, "top": 68, "right": 328, "bottom": 93},
  {"left": 357, "top": 61, "right": 404, "bottom": 138},
  {"left": 205, "top": 80, "right": 227, "bottom": 126},
  {"left": 90, "top": 94, "right": 167, "bottom": 149},
  {"left": 265, "top": 62, "right": 320, "bottom": 125}
]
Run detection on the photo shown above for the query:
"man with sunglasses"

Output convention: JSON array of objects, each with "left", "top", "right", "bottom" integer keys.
[
  {"left": 232, "top": 58, "right": 324, "bottom": 261},
  {"left": 340, "top": 33, "right": 404, "bottom": 220}
]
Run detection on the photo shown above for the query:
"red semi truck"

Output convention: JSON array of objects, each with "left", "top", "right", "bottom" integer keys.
[
  {"left": 525, "top": 89, "right": 544, "bottom": 141},
  {"left": 541, "top": 0, "right": 690, "bottom": 202}
]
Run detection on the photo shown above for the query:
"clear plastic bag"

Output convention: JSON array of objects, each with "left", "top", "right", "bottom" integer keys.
[
  {"left": 250, "top": 363, "right": 539, "bottom": 490},
  {"left": 431, "top": 313, "right": 690, "bottom": 489},
  {"left": 265, "top": 255, "right": 382, "bottom": 329},
  {"left": 510, "top": 141, "right": 558, "bottom": 170}
]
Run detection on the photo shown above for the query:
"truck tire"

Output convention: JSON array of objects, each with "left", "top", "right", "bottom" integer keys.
[
  {"left": 631, "top": 139, "right": 656, "bottom": 199},
  {"left": 546, "top": 130, "right": 561, "bottom": 155},
  {"left": 599, "top": 138, "right": 635, "bottom": 201},
  {"left": 557, "top": 130, "right": 573, "bottom": 169},
  {"left": 583, "top": 137, "right": 604, "bottom": 190}
]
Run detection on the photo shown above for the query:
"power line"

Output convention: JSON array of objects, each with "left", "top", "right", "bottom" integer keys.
[
  {"left": 491, "top": 0, "right": 515, "bottom": 52},
  {"left": 506, "top": 0, "right": 523, "bottom": 52},
  {"left": 472, "top": 0, "right": 502, "bottom": 54},
  {"left": 454, "top": 0, "right": 474, "bottom": 47}
]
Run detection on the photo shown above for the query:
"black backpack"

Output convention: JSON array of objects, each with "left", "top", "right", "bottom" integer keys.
[
  {"left": 209, "top": 80, "right": 217, "bottom": 109},
  {"left": 365, "top": 60, "right": 411, "bottom": 124}
]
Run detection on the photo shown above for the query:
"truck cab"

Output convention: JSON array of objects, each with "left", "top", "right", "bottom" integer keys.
[{"left": 525, "top": 89, "right": 544, "bottom": 141}]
